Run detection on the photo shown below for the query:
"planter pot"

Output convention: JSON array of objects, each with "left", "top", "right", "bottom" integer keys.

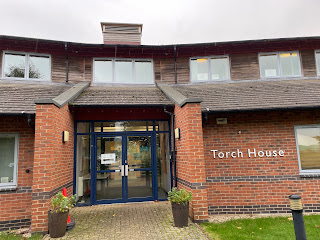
[
  {"left": 171, "top": 202, "right": 189, "bottom": 227},
  {"left": 48, "top": 210, "right": 69, "bottom": 238}
]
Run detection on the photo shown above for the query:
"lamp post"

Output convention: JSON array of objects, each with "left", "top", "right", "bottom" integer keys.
[{"left": 288, "top": 195, "right": 307, "bottom": 240}]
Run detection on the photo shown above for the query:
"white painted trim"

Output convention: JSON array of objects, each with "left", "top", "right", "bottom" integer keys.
[
  {"left": 294, "top": 125, "right": 320, "bottom": 175},
  {"left": 259, "top": 51, "right": 301, "bottom": 79},
  {"left": 2, "top": 51, "right": 51, "bottom": 82},
  {"left": 92, "top": 58, "right": 154, "bottom": 84},
  {"left": 0, "top": 133, "right": 19, "bottom": 189},
  {"left": 190, "top": 55, "right": 231, "bottom": 82}
]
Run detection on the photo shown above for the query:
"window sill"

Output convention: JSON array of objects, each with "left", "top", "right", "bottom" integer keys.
[{"left": 0, "top": 186, "right": 17, "bottom": 192}]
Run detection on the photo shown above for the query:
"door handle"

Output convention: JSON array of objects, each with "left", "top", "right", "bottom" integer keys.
[
  {"left": 121, "top": 165, "right": 125, "bottom": 176},
  {"left": 125, "top": 165, "right": 128, "bottom": 176}
]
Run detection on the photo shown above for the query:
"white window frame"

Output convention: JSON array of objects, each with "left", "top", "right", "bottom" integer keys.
[
  {"left": 314, "top": 50, "right": 320, "bottom": 76},
  {"left": 93, "top": 58, "right": 154, "bottom": 84},
  {"left": 0, "top": 133, "right": 19, "bottom": 189},
  {"left": 259, "top": 51, "right": 301, "bottom": 78},
  {"left": 190, "top": 55, "right": 231, "bottom": 82},
  {"left": 2, "top": 51, "right": 51, "bottom": 81},
  {"left": 294, "top": 125, "right": 320, "bottom": 175}
]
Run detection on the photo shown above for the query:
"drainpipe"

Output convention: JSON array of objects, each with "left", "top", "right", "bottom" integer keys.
[
  {"left": 65, "top": 42, "right": 69, "bottom": 83},
  {"left": 174, "top": 45, "right": 177, "bottom": 84},
  {"left": 164, "top": 107, "right": 177, "bottom": 188}
]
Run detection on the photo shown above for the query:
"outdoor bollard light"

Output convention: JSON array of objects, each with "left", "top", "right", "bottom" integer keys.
[{"left": 288, "top": 195, "right": 307, "bottom": 240}]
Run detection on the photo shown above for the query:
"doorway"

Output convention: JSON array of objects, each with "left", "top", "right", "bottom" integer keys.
[{"left": 75, "top": 120, "right": 171, "bottom": 205}]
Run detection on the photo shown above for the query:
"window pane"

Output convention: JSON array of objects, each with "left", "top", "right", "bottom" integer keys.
[
  {"left": 77, "top": 122, "right": 91, "bottom": 133},
  {"left": 135, "top": 61, "right": 153, "bottom": 84},
  {"left": 94, "top": 60, "right": 112, "bottom": 83},
  {"left": 280, "top": 52, "right": 300, "bottom": 76},
  {"left": 0, "top": 136, "right": 15, "bottom": 183},
  {"left": 211, "top": 57, "right": 229, "bottom": 80},
  {"left": 296, "top": 127, "right": 320, "bottom": 170},
  {"left": 4, "top": 53, "right": 26, "bottom": 78},
  {"left": 29, "top": 55, "right": 50, "bottom": 80},
  {"left": 191, "top": 58, "right": 209, "bottom": 81},
  {"left": 115, "top": 60, "right": 133, "bottom": 83},
  {"left": 316, "top": 52, "right": 320, "bottom": 75},
  {"left": 260, "top": 54, "right": 279, "bottom": 77}
]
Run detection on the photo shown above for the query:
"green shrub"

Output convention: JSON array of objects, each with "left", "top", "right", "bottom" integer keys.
[
  {"left": 51, "top": 192, "right": 76, "bottom": 213},
  {"left": 168, "top": 187, "right": 192, "bottom": 205}
]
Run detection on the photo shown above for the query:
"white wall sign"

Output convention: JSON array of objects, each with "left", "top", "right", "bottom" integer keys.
[
  {"left": 211, "top": 148, "right": 285, "bottom": 159},
  {"left": 101, "top": 153, "right": 116, "bottom": 164}
]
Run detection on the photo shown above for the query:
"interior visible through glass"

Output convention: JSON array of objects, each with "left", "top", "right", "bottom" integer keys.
[
  {"left": 280, "top": 52, "right": 300, "bottom": 76},
  {"left": 127, "top": 136, "right": 153, "bottom": 198},
  {"left": 211, "top": 57, "right": 229, "bottom": 80},
  {"left": 260, "top": 54, "right": 279, "bottom": 77},
  {"left": 191, "top": 58, "right": 209, "bottom": 81},
  {"left": 96, "top": 136, "right": 123, "bottom": 200}
]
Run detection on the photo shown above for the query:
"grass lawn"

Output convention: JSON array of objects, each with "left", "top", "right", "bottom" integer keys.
[
  {"left": 201, "top": 215, "right": 320, "bottom": 240},
  {"left": 0, "top": 231, "right": 42, "bottom": 240}
]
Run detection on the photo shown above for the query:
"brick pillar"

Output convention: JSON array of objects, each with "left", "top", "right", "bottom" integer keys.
[
  {"left": 31, "top": 104, "right": 74, "bottom": 232},
  {"left": 174, "top": 103, "right": 209, "bottom": 222}
]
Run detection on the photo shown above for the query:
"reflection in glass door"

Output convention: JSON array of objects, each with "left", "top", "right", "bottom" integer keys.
[
  {"left": 127, "top": 136, "right": 153, "bottom": 199},
  {"left": 96, "top": 136, "right": 123, "bottom": 202}
]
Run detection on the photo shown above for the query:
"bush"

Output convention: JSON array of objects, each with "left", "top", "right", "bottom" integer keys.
[{"left": 168, "top": 187, "right": 192, "bottom": 205}]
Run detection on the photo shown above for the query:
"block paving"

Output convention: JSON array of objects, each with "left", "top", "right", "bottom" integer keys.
[{"left": 43, "top": 201, "right": 209, "bottom": 240}]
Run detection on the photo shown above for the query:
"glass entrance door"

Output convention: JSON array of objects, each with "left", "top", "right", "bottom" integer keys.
[{"left": 94, "top": 134, "right": 155, "bottom": 204}]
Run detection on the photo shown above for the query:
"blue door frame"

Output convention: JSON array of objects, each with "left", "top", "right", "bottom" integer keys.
[{"left": 92, "top": 132, "right": 158, "bottom": 205}]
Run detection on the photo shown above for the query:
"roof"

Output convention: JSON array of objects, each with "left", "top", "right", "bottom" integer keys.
[
  {"left": 71, "top": 85, "right": 173, "bottom": 107},
  {"left": 1, "top": 34, "right": 320, "bottom": 49},
  {"left": 0, "top": 82, "right": 71, "bottom": 114},
  {"left": 173, "top": 79, "right": 320, "bottom": 112}
]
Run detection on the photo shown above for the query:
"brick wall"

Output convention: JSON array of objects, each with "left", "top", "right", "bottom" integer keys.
[
  {"left": 174, "top": 103, "right": 209, "bottom": 222},
  {"left": 0, "top": 116, "right": 34, "bottom": 230},
  {"left": 31, "top": 104, "right": 74, "bottom": 232},
  {"left": 203, "top": 109, "right": 320, "bottom": 215}
]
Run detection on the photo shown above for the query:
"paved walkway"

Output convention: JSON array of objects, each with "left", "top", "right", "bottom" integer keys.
[{"left": 43, "top": 201, "right": 209, "bottom": 240}]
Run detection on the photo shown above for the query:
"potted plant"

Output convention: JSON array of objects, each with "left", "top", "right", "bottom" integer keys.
[
  {"left": 48, "top": 192, "right": 75, "bottom": 238},
  {"left": 168, "top": 187, "right": 193, "bottom": 227}
]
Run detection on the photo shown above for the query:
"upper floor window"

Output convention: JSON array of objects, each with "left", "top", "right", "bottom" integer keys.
[
  {"left": 93, "top": 58, "right": 153, "bottom": 84},
  {"left": 315, "top": 50, "right": 320, "bottom": 76},
  {"left": 2, "top": 51, "right": 51, "bottom": 81},
  {"left": 259, "top": 51, "right": 301, "bottom": 78},
  {"left": 190, "top": 56, "right": 230, "bottom": 82},
  {"left": 0, "top": 134, "right": 18, "bottom": 189}
]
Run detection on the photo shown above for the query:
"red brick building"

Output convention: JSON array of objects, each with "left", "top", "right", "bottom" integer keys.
[{"left": 1, "top": 22, "right": 320, "bottom": 232}]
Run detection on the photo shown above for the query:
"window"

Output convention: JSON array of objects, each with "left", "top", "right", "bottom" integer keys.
[
  {"left": 190, "top": 56, "right": 230, "bottom": 82},
  {"left": 315, "top": 50, "right": 320, "bottom": 76},
  {"left": 0, "top": 134, "right": 18, "bottom": 189},
  {"left": 93, "top": 58, "right": 153, "bottom": 84},
  {"left": 2, "top": 51, "right": 51, "bottom": 81},
  {"left": 259, "top": 51, "right": 301, "bottom": 78},
  {"left": 295, "top": 125, "right": 320, "bottom": 174}
]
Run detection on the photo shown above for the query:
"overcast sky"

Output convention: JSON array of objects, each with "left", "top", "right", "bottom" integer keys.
[{"left": 0, "top": 0, "right": 319, "bottom": 45}]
